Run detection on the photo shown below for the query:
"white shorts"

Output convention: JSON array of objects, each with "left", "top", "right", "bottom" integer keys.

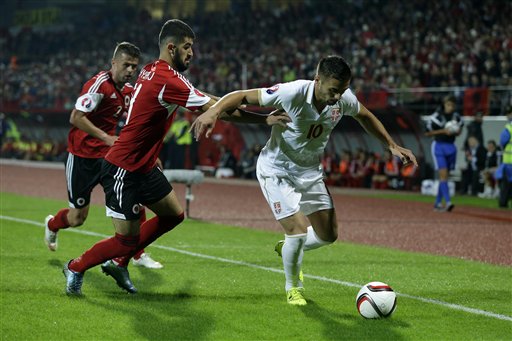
[{"left": 256, "top": 160, "right": 333, "bottom": 220}]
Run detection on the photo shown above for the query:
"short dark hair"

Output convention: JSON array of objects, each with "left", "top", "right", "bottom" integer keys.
[
  {"left": 159, "top": 19, "right": 195, "bottom": 47},
  {"left": 113, "top": 42, "right": 141, "bottom": 59},
  {"left": 443, "top": 95, "right": 456, "bottom": 104},
  {"left": 316, "top": 55, "right": 351, "bottom": 82}
]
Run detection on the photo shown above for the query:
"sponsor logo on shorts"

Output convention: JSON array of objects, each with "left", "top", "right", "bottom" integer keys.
[
  {"left": 273, "top": 201, "right": 281, "bottom": 214},
  {"left": 266, "top": 85, "right": 279, "bottom": 95},
  {"left": 77, "top": 198, "right": 86, "bottom": 206},
  {"left": 132, "top": 204, "right": 140, "bottom": 215}
]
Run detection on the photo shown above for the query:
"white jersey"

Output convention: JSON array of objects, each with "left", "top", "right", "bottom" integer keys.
[{"left": 257, "top": 79, "right": 359, "bottom": 178}]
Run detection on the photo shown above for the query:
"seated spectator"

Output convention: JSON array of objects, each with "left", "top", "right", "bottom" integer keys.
[
  {"left": 371, "top": 153, "right": 388, "bottom": 189},
  {"left": 238, "top": 143, "right": 261, "bottom": 179},
  {"left": 460, "top": 136, "right": 487, "bottom": 195},
  {"left": 348, "top": 149, "right": 367, "bottom": 187},
  {"left": 215, "top": 145, "right": 238, "bottom": 179},
  {"left": 400, "top": 162, "right": 419, "bottom": 191},
  {"left": 363, "top": 152, "right": 378, "bottom": 188},
  {"left": 373, "top": 150, "right": 401, "bottom": 189},
  {"left": 322, "top": 151, "right": 340, "bottom": 185},
  {"left": 478, "top": 140, "right": 500, "bottom": 198},
  {"left": 334, "top": 150, "right": 352, "bottom": 187},
  {"left": 385, "top": 150, "right": 401, "bottom": 189}
]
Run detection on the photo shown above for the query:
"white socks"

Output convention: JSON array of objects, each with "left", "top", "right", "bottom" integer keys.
[
  {"left": 282, "top": 227, "right": 333, "bottom": 291},
  {"left": 304, "top": 226, "right": 332, "bottom": 251},
  {"left": 282, "top": 233, "right": 306, "bottom": 291}
]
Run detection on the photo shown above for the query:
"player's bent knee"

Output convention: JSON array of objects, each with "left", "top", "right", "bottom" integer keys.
[
  {"left": 114, "top": 233, "right": 140, "bottom": 253},
  {"left": 158, "top": 212, "right": 185, "bottom": 232}
]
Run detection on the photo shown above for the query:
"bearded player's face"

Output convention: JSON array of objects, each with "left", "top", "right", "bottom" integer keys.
[
  {"left": 172, "top": 37, "right": 194, "bottom": 72},
  {"left": 315, "top": 76, "right": 350, "bottom": 106}
]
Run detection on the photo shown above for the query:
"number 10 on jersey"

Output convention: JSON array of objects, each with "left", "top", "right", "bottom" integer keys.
[{"left": 306, "top": 124, "right": 323, "bottom": 139}]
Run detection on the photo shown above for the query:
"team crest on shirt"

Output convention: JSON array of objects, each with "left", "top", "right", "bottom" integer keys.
[
  {"left": 266, "top": 85, "right": 279, "bottom": 95},
  {"left": 331, "top": 108, "right": 341, "bottom": 122},
  {"left": 81, "top": 96, "right": 92, "bottom": 109},
  {"left": 273, "top": 202, "right": 282, "bottom": 214}
]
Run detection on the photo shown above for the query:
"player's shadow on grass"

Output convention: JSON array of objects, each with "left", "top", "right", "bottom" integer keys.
[
  {"left": 300, "top": 300, "right": 408, "bottom": 341},
  {"left": 48, "top": 258, "right": 65, "bottom": 268},
  {"left": 86, "top": 280, "right": 214, "bottom": 340}
]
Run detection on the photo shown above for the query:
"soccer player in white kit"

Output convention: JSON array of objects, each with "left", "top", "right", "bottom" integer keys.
[{"left": 192, "top": 55, "right": 417, "bottom": 305}]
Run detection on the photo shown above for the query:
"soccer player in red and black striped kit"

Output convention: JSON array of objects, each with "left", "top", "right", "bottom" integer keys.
[
  {"left": 45, "top": 42, "right": 163, "bottom": 272},
  {"left": 62, "top": 19, "right": 291, "bottom": 295}
]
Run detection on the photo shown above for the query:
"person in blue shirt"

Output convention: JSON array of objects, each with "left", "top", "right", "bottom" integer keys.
[
  {"left": 495, "top": 106, "right": 512, "bottom": 208},
  {"left": 425, "top": 95, "right": 464, "bottom": 212}
]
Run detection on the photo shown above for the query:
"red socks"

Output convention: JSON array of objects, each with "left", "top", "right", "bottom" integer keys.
[
  {"left": 114, "top": 213, "right": 185, "bottom": 267},
  {"left": 69, "top": 233, "right": 139, "bottom": 273},
  {"left": 133, "top": 249, "right": 144, "bottom": 260},
  {"left": 48, "top": 208, "right": 70, "bottom": 232}
]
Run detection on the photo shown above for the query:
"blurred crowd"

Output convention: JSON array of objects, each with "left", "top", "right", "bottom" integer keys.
[
  {"left": 210, "top": 142, "right": 421, "bottom": 191},
  {"left": 1, "top": 0, "right": 511, "bottom": 111},
  {"left": 322, "top": 148, "right": 419, "bottom": 190},
  {"left": 0, "top": 113, "right": 67, "bottom": 161}
]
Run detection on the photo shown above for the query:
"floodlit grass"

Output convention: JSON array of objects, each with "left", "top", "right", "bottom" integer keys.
[{"left": 1, "top": 192, "right": 511, "bottom": 340}]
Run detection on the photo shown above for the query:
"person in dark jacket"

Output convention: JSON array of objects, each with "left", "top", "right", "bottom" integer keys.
[{"left": 460, "top": 135, "right": 487, "bottom": 195}]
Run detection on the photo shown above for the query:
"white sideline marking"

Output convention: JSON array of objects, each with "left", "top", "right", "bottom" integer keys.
[{"left": 1, "top": 214, "right": 511, "bottom": 322}]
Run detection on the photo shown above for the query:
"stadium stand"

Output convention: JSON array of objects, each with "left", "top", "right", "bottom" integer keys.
[{"left": 1, "top": 0, "right": 511, "bottom": 189}]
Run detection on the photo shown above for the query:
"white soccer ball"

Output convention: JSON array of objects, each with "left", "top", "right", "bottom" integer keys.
[
  {"left": 444, "top": 120, "right": 460, "bottom": 133},
  {"left": 356, "top": 281, "right": 397, "bottom": 319}
]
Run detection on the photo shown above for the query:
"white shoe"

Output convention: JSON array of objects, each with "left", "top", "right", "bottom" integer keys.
[
  {"left": 44, "top": 215, "right": 58, "bottom": 251},
  {"left": 132, "top": 253, "right": 163, "bottom": 269}
]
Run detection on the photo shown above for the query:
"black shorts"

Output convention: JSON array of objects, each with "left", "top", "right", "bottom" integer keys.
[
  {"left": 65, "top": 153, "right": 103, "bottom": 208},
  {"left": 101, "top": 160, "right": 173, "bottom": 220}
]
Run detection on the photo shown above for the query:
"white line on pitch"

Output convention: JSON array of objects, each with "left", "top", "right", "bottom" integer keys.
[{"left": 1, "top": 214, "right": 511, "bottom": 322}]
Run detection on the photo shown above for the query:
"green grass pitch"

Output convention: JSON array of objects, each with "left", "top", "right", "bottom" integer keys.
[{"left": 1, "top": 192, "right": 511, "bottom": 340}]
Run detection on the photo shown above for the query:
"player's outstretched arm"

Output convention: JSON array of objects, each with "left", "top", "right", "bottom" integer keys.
[
  {"left": 191, "top": 89, "right": 290, "bottom": 140},
  {"left": 354, "top": 103, "right": 418, "bottom": 166},
  {"left": 69, "top": 109, "right": 118, "bottom": 146}
]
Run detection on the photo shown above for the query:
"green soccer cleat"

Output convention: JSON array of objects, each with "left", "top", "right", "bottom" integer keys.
[
  {"left": 274, "top": 240, "right": 284, "bottom": 257},
  {"left": 101, "top": 260, "right": 137, "bottom": 294},
  {"left": 287, "top": 287, "right": 307, "bottom": 306},
  {"left": 274, "top": 240, "right": 304, "bottom": 282}
]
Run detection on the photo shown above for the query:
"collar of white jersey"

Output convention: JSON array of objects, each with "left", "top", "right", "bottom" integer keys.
[{"left": 305, "top": 80, "right": 315, "bottom": 105}]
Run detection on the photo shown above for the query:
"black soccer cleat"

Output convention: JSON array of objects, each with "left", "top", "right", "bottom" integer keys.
[{"left": 101, "top": 260, "right": 138, "bottom": 294}]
